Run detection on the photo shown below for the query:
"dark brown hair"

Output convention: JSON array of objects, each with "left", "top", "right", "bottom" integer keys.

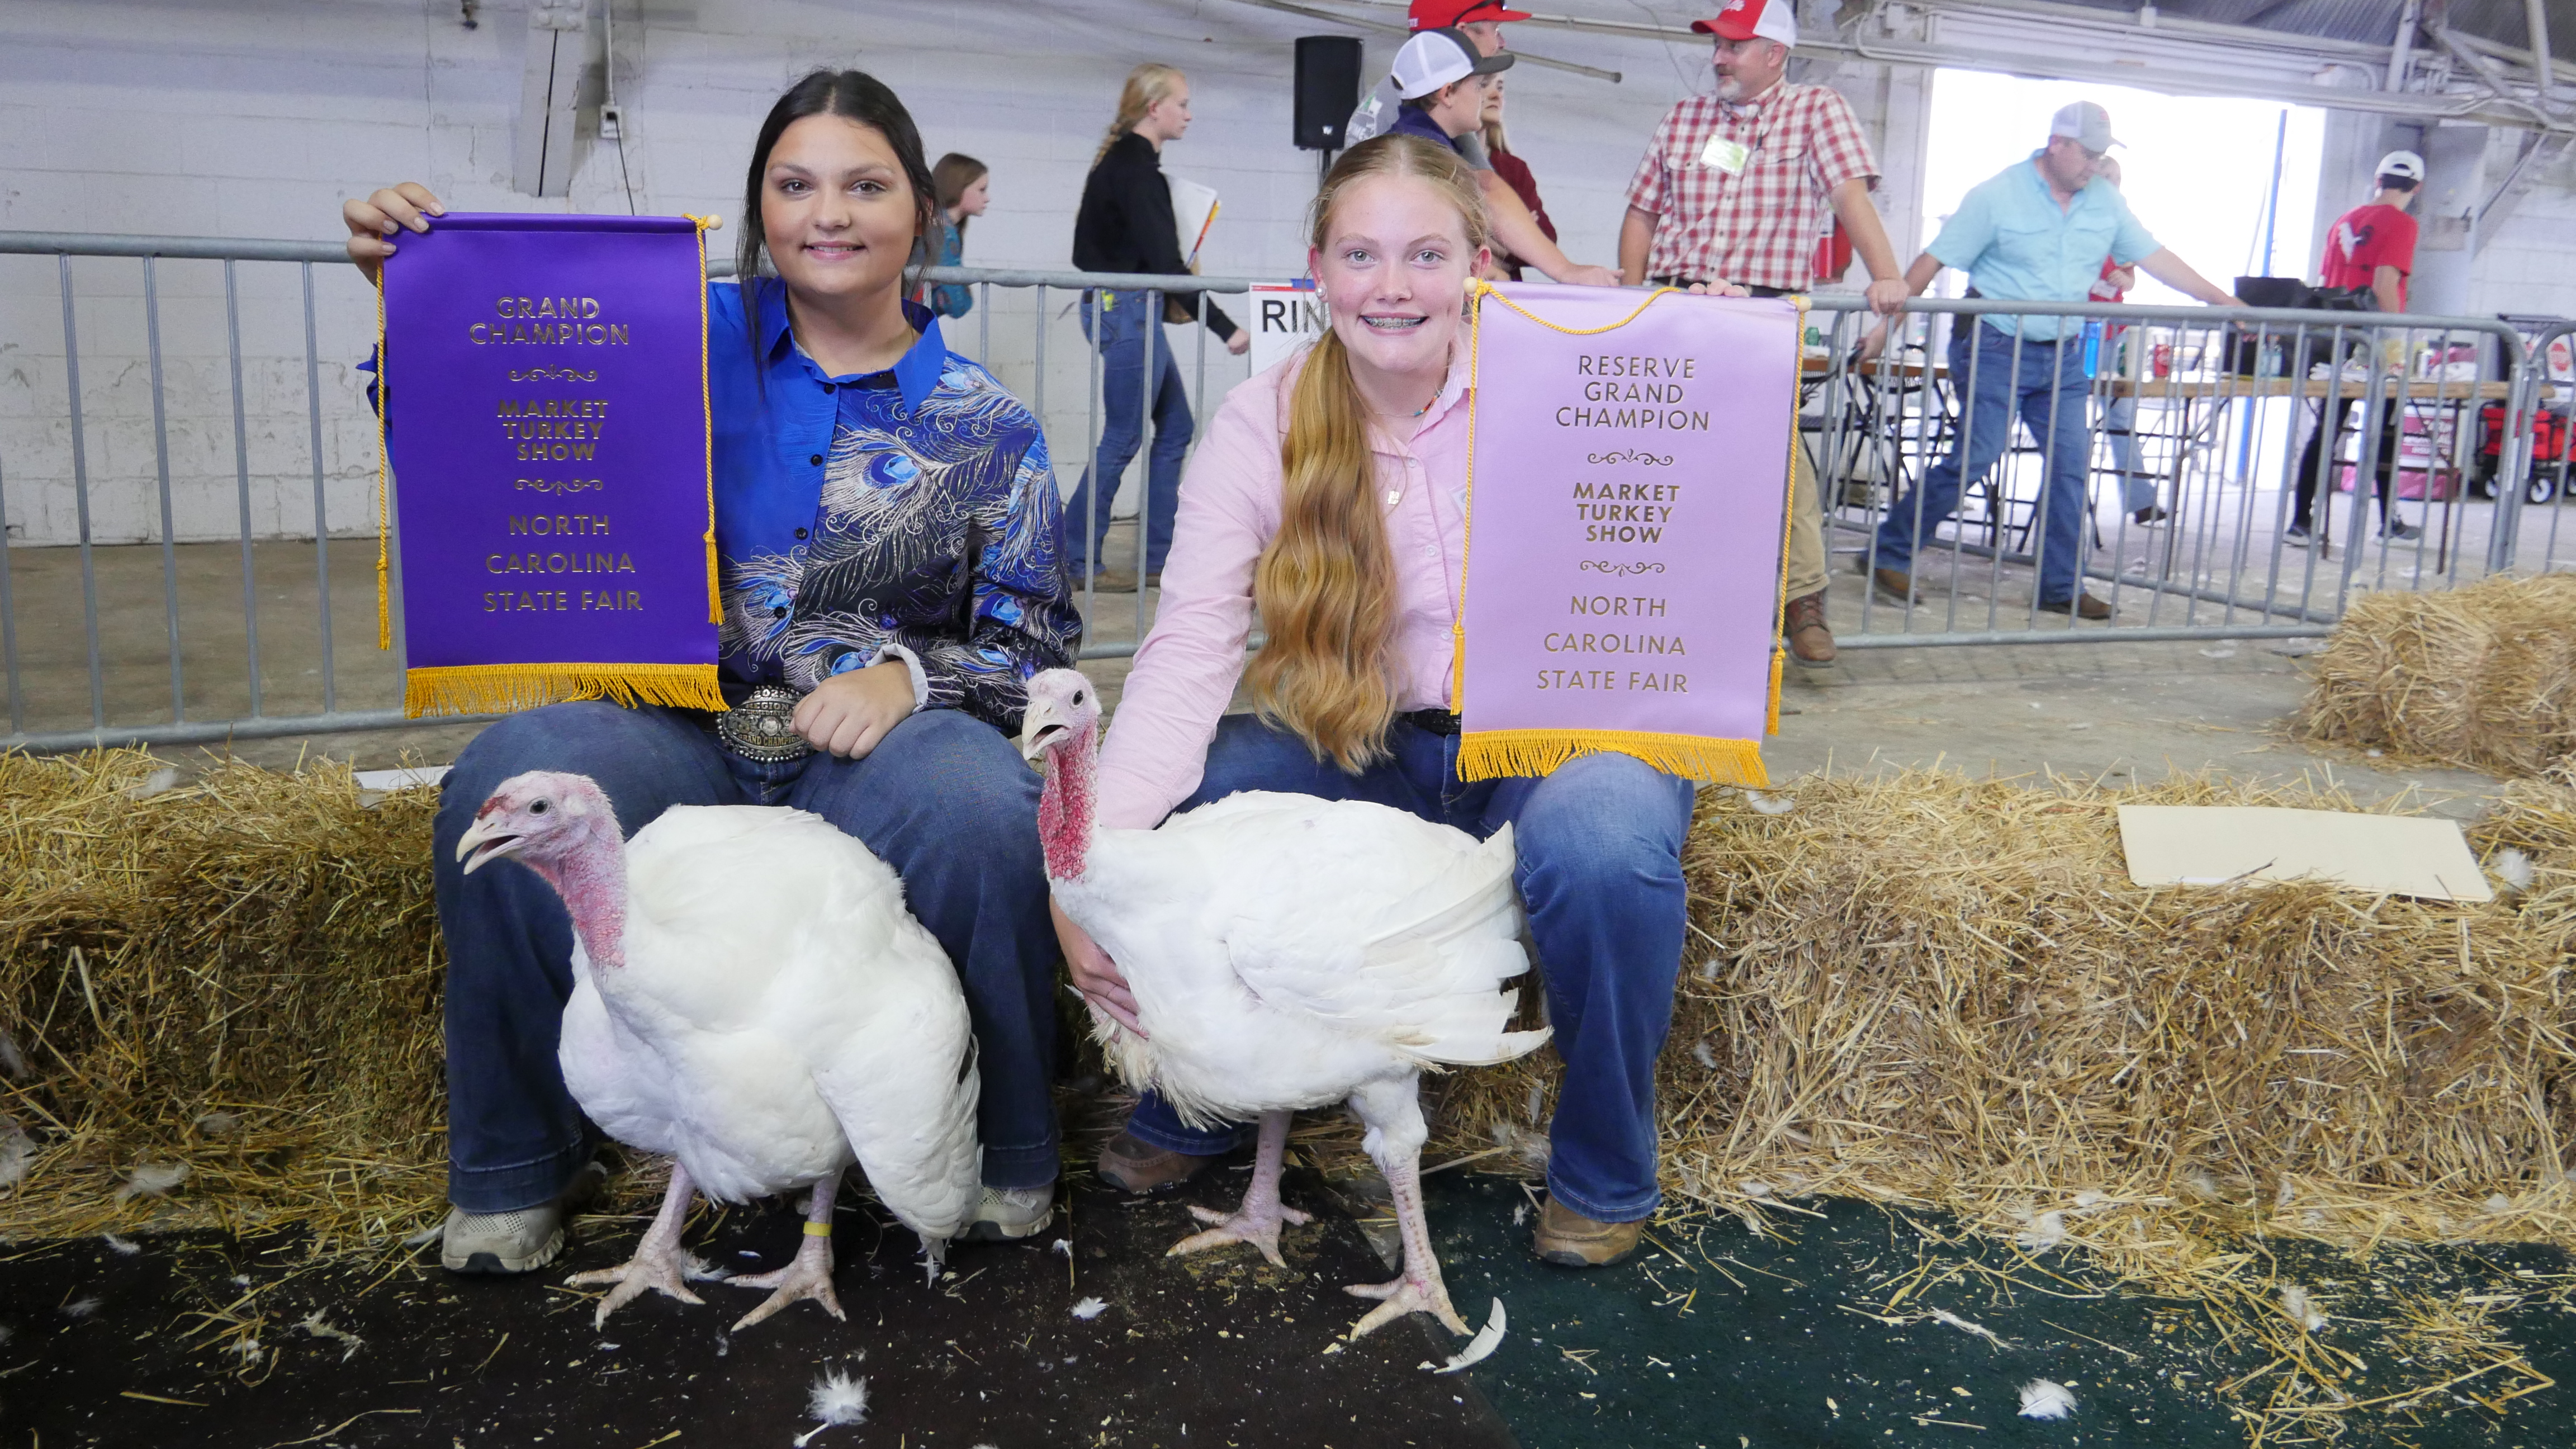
[{"left": 735, "top": 69, "right": 937, "bottom": 300}]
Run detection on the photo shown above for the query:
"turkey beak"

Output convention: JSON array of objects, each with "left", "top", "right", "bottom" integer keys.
[
  {"left": 1019, "top": 698, "right": 1071, "bottom": 763},
  {"left": 454, "top": 816, "right": 525, "bottom": 875}
]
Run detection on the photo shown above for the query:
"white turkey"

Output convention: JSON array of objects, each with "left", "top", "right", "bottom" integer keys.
[
  {"left": 455, "top": 771, "right": 981, "bottom": 1330},
  {"left": 1017, "top": 667, "right": 1548, "bottom": 1339}
]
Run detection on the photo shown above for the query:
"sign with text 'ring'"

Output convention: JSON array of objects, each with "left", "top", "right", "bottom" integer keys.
[
  {"left": 380, "top": 212, "right": 725, "bottom": 717},
  {"left": 1455, "top": 282, "right": 1798, "bottom": 785}
]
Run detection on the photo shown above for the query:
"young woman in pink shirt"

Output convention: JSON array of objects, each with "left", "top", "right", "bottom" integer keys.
[{"left": 1054, "top": 135, "right": 1697, "bottom": 1268}]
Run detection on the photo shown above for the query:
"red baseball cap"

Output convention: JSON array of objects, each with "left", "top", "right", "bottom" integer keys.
[
  {"left": 1410, "top": 0, "right": 1532, "bottom": 28},
  {"left": 1693, "top": 0, "right": 1798, "bottom": 46}
]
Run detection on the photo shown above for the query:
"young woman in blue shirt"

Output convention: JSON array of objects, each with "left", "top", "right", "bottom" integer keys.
[{"left": 343, "top": 70, "right": 1078, "bottom": 1278}]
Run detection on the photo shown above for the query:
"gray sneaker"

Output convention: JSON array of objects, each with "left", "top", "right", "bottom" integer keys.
[
  {"left": 439, "top": 1162, "right": 603, "bottom": 1275},
  {"left": 440, "top": 1202, "right": 566, "bottom": 1274},
  {"left": 963, "top": 1183, "right": 1055, "bottom": 1243}
]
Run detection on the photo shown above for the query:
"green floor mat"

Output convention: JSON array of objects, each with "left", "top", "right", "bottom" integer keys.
[{"left": 1428, "top": 1176, "right": 2576, "bottom": 1448}]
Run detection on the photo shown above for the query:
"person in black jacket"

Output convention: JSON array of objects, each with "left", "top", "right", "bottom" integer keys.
[{"left": 1065, "top": 63, "right": 1249, "bottom": 592}]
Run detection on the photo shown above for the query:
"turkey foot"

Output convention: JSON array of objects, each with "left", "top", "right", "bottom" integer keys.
[
  {"left": 1167, "top": 1111, "right": 1310, "bottom": 1268},
  {"left": 1344, "top": 1269, "right": 1468, "bottom": 1339},
  {"left": 566, "top": 1162, "right": 709, "bottom": 1329},
  {"left": 730, "top": 1173, "right": 847, "bottom": 1332},
  {"left": 1340, "top": 1149, "right": 1469, "bottom": 1339}
]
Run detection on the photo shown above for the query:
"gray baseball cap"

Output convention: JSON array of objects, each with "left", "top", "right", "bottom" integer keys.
[{"left": 2049, "top": 100, "right": 2120, "bottom": 153}]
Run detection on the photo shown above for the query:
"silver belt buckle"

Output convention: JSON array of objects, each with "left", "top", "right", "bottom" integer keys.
[{"left": 717, "top": 684, "right": 812, "bottom": 763}]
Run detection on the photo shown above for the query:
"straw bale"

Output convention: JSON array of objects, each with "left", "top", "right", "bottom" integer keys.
[
  {"left": 1431, "top": 769, "right": 2576, "bottom": 1247},
  {"left": 2296, "top": 572, "right": 2576, "bottom": 778},
  {"left": 0, "top": 750, "right": 445, "bottom": 1250}
]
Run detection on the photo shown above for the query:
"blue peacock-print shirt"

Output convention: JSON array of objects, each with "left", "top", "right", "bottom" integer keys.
[{"left": 707, "top": 278, "right": 1081, "bottom": 733}]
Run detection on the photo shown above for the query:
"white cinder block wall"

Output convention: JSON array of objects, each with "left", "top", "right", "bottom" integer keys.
[{"left": 0, "top": 0, "right": 1844, "bottom": 546}]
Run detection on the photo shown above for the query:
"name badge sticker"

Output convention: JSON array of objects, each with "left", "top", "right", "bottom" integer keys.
[{"left": 1699, "top": 136, "right": 1750, "bottom": 175}]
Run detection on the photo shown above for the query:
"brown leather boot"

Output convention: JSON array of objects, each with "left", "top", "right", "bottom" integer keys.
[
  {"left": 1532, "top": 1196, "right": 1642, "bottom": 1268},
  {"left": 1869, "top": 567, "right": 1914, "bottom": 606},
  {"left": 1096, "top": 1129, "right": 1220, "bottom": 1194},
  {"left": 1782, "top": 589, "right": 1836, "bottom": 667}
]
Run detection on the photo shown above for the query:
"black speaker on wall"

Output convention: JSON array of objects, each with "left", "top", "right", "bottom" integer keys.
[{"left": 1294, "top": 35, "right": 1364, "bottom": 151}]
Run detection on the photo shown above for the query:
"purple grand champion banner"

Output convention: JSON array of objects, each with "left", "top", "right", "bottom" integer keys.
[
  {"left": 1453, "top": 282, "right": 1798, "bottom": 787},
  {"left": 380, "top": 212, "right": 724, "bottom": 718}
]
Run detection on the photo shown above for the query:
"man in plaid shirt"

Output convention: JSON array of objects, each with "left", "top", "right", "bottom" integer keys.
[{"left": 1618, "top": 0, "right": 1907, "bottom": 666}]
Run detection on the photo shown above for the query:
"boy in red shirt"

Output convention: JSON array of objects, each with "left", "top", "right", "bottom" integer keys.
[{"left": 2290, "top": 150, "right": 2423, "bottom": 544}]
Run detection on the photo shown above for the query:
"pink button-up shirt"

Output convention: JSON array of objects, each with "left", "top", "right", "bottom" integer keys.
[{"left": 1094, "top": 352, "right": 1472, "bottom": 830}]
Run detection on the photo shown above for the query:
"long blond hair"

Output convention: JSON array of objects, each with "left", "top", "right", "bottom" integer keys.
[
  {"left": 1096, "top": 63, "right": 1186, "bottom": 167},
  {"left": 1245, "top": 135, "right": 1492, "bottom": 771}
]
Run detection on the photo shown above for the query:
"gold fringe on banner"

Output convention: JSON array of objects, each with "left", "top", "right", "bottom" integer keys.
[
  {"left": 373, "top": 277, "right": 394, "bottom": 652},
  {"left": 1455, "top": 728, "right": 1770, "bottom": 788},
  {"left": 1763, "top": 296, "right": 1807, "bottom": 737},
  {"left": 404, "top": 662, "right": 727, "bottom": 719},
  {"left": 685, "top": 214, "right": 724, "bottom": 627}
]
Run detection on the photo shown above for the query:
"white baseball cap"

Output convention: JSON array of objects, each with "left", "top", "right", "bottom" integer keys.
[
  {"left": 2376, "top": 150, "right": 2426, "bottom": 182},
  {"left": 1391, "top": 26, "right": 1515, "bottom": 101}
]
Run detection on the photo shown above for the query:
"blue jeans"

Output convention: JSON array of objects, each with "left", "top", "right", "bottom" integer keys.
[
  {"left": 432, "top": 703, "right": 1061, "bottom": 1211},
  {"left": 2099, "top": 394, "right": 2155, "bottom": 515},
  {"left": 1875, "top": 323, "right": 2095, "bottom": 603},
  {"left": 1119, "top": 714, "right": 1699, "bottom": 1224},
  {"left": 1062, "top": 290, "right": 1191, "bottom": 576}
]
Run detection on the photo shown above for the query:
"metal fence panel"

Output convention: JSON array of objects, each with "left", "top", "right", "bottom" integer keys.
[{"left": 0, "top": 229, "right": 2564, "bottom": 755}]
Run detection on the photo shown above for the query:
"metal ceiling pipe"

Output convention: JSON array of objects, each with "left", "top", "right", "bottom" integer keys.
[
  {"left": 2529, "top": 0, "right": 2558, "bottom": 108},
  {"left": 2388, "top": 0, "right": 2421, "bottom": 93}
]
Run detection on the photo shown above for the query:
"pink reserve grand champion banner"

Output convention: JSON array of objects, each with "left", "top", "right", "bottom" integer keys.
[
  {"left": 379, "top": 212, "right": 724, "bottom": 718},
  {"left": 1455, "top": 282, "right": 1800, "bottom": 786}
]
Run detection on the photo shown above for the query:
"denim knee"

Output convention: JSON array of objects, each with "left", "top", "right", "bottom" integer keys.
[{"left": 1507, "top": 755, "right": 1693, "bottom": 898}]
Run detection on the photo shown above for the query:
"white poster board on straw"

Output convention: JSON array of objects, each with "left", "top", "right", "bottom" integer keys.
[
  {"left": 1248, "top": 282, "right": 1324, "bottom": 376},
  {"left": 2116, "top": 806, "right": 2494, "bottom": 903}
]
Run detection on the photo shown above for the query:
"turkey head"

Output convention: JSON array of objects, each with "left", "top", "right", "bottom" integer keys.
[
  {"left": 457, "top": 770, "right": 629, "bottom": 967},
  {"left": 1019, "top": 668, "right": 1103, "bottom": 882}
]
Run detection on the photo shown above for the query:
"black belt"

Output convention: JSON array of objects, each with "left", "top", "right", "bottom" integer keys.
[{"left": 1401, "top": 708, "right": 1462, "bottom": 736}]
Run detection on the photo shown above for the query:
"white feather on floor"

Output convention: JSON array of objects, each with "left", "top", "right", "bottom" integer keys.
[
  {"left": 0, "top": 1114, "right": 31, "bottom": 1192},
  {"left": 2015, "top": 1210, "right": 2067, "bottom": 1251},
  {"left": 113, "top": 1162, "right": 190, "bottom": 1202},
  {"left": 2018, "top": 1379, "right": 2077, "bottom": 1419},
  {"left": 791, "top": 1368, "right": 869, "bottom": 1446},
  {"left": 2279, "top": 1284, "right": 2328, "bottom": 1331},
  {"left": 1428, "top": 1299, "right": 1507, "bottom": 1374},
  {"left": 2496, "top": 847, "right": 2534, "bottom": 893},
  {"left": 60, "top": 1296, "right": 101, "bottom": 1319},
  {"left": 101, "top": 1234, "right": 139, "bottom": 1256},
  {"left": 297, "top": 1310, "right": 364, "bottom": 1361},
  {"left": 1072, "top": 1296, "right": 1107, "bottom": 1320}
]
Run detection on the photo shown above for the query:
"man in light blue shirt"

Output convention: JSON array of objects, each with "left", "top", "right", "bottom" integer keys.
[{"left": 1869, "top": 101, "right": 2239, "bottom": 618}]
